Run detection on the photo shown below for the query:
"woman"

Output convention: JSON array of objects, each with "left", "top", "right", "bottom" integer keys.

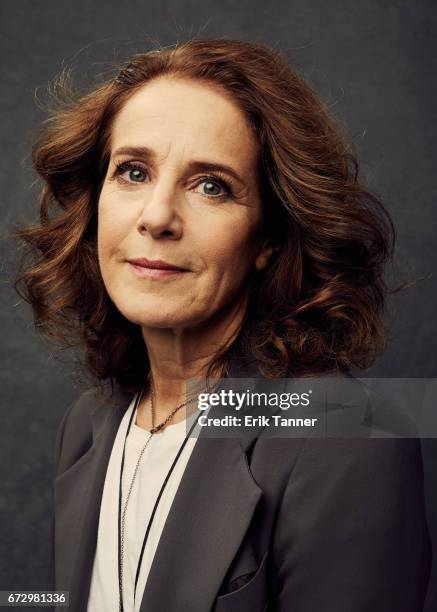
[{"left": 14, "top": 38, "right": 431, "bottom": 611}]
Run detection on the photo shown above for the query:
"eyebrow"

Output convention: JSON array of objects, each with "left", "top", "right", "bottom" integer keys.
[{"left": 111, "top": 145, "right": 246, "bottom": 186}]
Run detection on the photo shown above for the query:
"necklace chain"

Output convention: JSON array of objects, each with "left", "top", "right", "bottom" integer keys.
[{"left": 119, "top": 377, "right": 197, "bottom": 611}]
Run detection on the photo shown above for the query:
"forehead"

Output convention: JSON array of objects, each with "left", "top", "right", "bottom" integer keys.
[{"left": 109, "top": 77, "right": 260, "bottom": 167}]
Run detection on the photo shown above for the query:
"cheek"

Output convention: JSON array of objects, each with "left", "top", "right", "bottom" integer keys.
[
  {"left": 97, "top": 190, "right": 132, "bottom": 261},
  {"left": 197, "top": 217, "right": 258, "bottom": 280}
]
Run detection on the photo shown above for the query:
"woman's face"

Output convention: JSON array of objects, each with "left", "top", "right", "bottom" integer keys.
[{"left": 97, "top": 76, "right": 271, "bottom": 330}]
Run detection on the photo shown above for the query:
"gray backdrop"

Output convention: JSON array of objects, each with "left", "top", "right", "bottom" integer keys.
[{"left": 0, "top": 0, "right": 436, "bottom": 609}]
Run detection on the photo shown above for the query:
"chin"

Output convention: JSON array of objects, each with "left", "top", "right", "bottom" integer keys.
[
  {"left": 118, "top": 306, "right": 199, "bottom": 329},
  {"left": 111, "top": 291, "right": 217, "bottom": 330}
]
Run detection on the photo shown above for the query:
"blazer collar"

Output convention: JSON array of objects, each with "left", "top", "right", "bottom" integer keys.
[{"left": 62, "top": 352, "right": 268, "bottom": 611}]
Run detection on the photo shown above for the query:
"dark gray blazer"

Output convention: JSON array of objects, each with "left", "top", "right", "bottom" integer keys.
[{"left": 49, "top": 355, "right": 432, "bottom": 611}]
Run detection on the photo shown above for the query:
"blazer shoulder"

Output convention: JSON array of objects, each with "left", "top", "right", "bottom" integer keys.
[{"left": 53, "top": 384, "right": 111, "bottom": 477}]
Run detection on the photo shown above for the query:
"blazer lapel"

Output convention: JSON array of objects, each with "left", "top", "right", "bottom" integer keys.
[
  {"left": 57, "top": 354, "right": 267, "bottom": 612},
  {"left": 137, "top": 435, "right": 262, "bottom": 612}
]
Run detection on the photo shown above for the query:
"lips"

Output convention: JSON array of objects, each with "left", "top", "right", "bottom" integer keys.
[
  {"left": 127, "top": 257, "right": 189, "bottom": 280},
  {"left": 127, "top": 258, "right": 187, "bottom": 271}
]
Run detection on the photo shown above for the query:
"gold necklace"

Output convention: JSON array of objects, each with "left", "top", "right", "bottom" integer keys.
[{"left": 149, "top": 381, "right": 190, "bottom": 433}]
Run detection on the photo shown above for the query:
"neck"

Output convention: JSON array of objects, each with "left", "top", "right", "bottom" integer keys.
[{"left": 139, "top": 293, "right": 248, "bottom": 425}]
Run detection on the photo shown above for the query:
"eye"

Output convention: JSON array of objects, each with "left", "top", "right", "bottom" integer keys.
[
  {"left": 195, "top": 176, "right": 231, "bottom": 199},
  {"left": 128, "top": 168, "right": 147, "bottom": 182},
  {"left": 113, "top": 161, "right": 147, "bottom": 183}
]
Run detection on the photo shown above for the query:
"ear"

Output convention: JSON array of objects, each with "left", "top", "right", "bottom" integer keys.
[{"left": 254, "top": 242, "right": 277, "bottom": 271}]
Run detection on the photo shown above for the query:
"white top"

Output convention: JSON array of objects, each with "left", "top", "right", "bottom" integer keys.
[{"left": 87, "top": 391, "right": 203, "bottom": 612}]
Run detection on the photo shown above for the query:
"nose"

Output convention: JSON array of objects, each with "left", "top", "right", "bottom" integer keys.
[{"left": 136, "top": 176, "right": 183, "bottom": 240}]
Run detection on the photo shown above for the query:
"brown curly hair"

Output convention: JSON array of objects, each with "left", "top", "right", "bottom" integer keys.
[{"left": 13, "top": 37, "right": 396, "bottom": 396}]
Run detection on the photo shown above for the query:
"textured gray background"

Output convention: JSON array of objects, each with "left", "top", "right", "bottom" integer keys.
[{"left": 0, "top": 0, "right": 436, "bottom": 608}]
